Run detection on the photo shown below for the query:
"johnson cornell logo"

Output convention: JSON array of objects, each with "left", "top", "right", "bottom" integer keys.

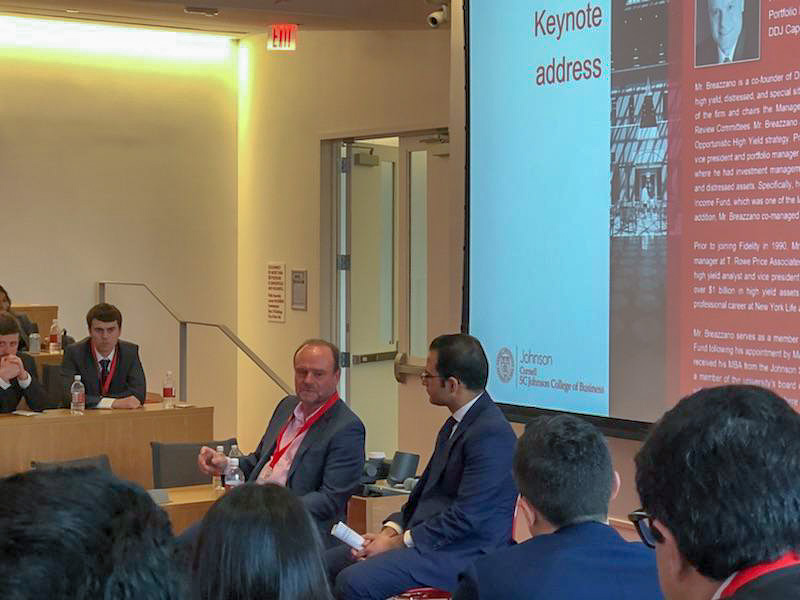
[{"left": 496, "top": 347, "right": 515, "bottom": 384}]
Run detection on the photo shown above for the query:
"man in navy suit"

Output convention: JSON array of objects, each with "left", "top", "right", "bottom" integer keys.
[
  {"left": 196, "top": 339, "right": 365, "bottom": 547},
  {"left": 454, "top": 414, "right": 662, "bottom": 600},
  {"left": 60, "top": 303, "right": 145, "bottom": 409},
  {"left": 330, "top": 334, "right": 517, "bottom": 599}
]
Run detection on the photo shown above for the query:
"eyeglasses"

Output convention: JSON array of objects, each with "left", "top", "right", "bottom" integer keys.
[
  {"left": 419, "top": 372, "right": 444, "bottom": 383},
  {"left": 628, "top": 509, "right": 665, "bottom": 549}
]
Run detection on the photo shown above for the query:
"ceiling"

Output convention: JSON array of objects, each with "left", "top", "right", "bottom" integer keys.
[{"left": 0, "top": 0, "right": 449, "bottom": 35}]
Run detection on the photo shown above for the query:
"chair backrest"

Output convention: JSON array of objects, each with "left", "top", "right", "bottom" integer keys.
[
  {"left": 150, "top": 438, "right": 237, "bottom": 489},
  {"left": 31, "top": 454, "right": 112, "bottom": 473},
  {"left": 42, "top": 364, "right": 67, "bottom": 408}
]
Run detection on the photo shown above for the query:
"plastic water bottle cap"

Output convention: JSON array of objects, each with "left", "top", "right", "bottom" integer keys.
[{"left": 74, "top": 375, "right": 81, "bottom": 381}]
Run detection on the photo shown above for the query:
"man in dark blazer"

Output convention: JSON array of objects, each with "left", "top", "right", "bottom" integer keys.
[
  {"left": 60, "top": 303, "right": 145, "bottom": 409},
  {"left": 696, "top": 0, "right": 759, "bottom": 66},
  {"left": 197, "top": 339, "right": 365, "bottom": 546},
  {"left": 454, "top": 414, "right": 662, "bottom": 600},
  {"left": 634, "top": 385, "right": 800, "bottom": 600},
  {"left": 329, "top": 334, "right": 517, "bottom": 600},
  {"left": 0, "top": 312, "right": 49, "bottom": 413}
]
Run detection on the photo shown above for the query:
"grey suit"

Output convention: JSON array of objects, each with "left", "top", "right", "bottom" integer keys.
[
  {"left": 241, "top": 395, "right": 366, "bottom": 546},
  {"left": 60, "top": 338, "right": 146, "bottom": 408}
]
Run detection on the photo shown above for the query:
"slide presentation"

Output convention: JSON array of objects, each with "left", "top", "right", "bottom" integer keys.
[{"left": 468, "top": 0, "right": 800, "bottom": 422}]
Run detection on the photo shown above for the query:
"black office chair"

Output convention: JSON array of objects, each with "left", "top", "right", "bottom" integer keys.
[
  {"left": 42, "top": 363, "right": 67, "bottom": 408},
  {"left": 31, "top": 454, "right": 112, "bottom": 473},
  {"left": 150, "top": 438, "right": 237, "bottom": 489}
]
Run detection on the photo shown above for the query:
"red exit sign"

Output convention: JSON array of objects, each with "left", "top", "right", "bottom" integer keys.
[{"left": 268, "top": 24, "right": 297, "bottom": 51}]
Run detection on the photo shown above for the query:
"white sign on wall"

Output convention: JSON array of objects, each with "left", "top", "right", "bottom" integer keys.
[{"left": 267, "top": 262, "right": 286, "bottom": 323}]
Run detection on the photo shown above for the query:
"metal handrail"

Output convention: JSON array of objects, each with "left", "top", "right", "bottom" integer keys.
[{"left": 97, "top": 281, "right": 293, "bottom": 402}]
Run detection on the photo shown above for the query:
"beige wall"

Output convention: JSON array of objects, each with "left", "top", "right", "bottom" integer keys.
[
  {"left": 236, "top": 30, "right": 450, "bottom": 451},
  {"left": 0, "top": 31, "right": 238, "bottom": 438}
]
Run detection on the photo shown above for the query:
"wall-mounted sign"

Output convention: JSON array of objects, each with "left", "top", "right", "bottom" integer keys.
[
  {"left": 267, "top": 262, "right": 286, "bottom": 322},
  {"left": 291, "top": 269, "right": 307, "bottom": 311},
  {"left": 268, "top": 24, "right": 298, "bottom": 51}
]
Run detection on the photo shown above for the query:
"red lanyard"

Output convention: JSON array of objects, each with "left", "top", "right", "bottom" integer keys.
[
  {"left": 91, "top": 342, "right": 119, "bottom": 396},
  {"left": 268, "top": 392, "right": 338, "bottom": 469},
  {"left": 720, "top": 551, "right": 800, "bottom": 597}
]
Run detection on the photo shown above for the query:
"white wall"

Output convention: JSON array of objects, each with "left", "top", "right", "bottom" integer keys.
[
  {"left": 237, "top": 29, "right": 450, "bottom": 450},
  {"left": 0, "top": 28, "right": 239, "bottom": 437}
]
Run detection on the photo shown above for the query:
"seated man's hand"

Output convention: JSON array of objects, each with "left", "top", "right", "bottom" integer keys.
[
  {"left": 0, "top": 356, "right": 21, "bottom": 382},
  {"left": 197, "top": 446, "right": 228, "bottom": 476},
  {"left": 111, "top": 396, "right": 141, "bottom": 409},
  {"left": 351, "top": 529, "right": 404, "bottom": 560}
]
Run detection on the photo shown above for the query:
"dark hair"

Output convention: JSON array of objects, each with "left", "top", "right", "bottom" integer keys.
[
  {"left": 636, "top": 385, "right": 800, "bottom": 580},
  {"left": 0, "top": 467, "right": 184, "bottom": 600},
  {"left": 429, "top": 334, "right": 488, "bottom": 391},
  {"left": 191, "top": 483, "right": 332, "bottom": 600},
  {"left": 86, "top": 303, "right": 123, "bottom": 329},
  {"left": 514, "top": 414, "right": 612, "bottom": 528},
  {"left": 294, "top": 338, "right": 341, "bottom": 373},
  {"left": 0, "top": 311, "right": 21, "bottom": 337},
  {"left": 0, "top": 284, "right": 10, "bottom": 305}
]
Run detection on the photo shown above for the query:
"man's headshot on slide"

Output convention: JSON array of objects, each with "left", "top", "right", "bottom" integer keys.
[{"left": 695, "top": 0, "right": 760, "bottom": 67}]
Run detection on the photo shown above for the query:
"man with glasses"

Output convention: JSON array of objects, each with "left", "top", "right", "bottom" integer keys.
[
  {"left": 454, "top": 414, "right": 661, "bottom": 599},
  {"left": 632, "top": 385, "right": 800, "bottom": 599},
  {"left": 329, "top": 334, "right": 517, "bottom": 599}
]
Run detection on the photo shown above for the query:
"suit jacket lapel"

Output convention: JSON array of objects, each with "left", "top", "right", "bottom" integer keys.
[
  {"left": 253, "top": 397, "right": 297, "bottom": 476},
  {"left": 286, "top": 401, "right": 340, "bottom": 483},
  {"left": 82, "top": 341, "right": 100, "bottom": 394},
  {"left": 421, "top": 392, "right": 490, "bottom": 492}
]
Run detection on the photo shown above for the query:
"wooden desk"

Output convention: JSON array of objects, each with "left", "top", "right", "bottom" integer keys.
[
  {"left": 347, "top": 491, "right": 408, "bottom": 534},
  {"left": 160, "top": 484, "right": 220, "bottom": 534},
  {"left": 10, "top": 304, "right": 58, "bottom": 339},
  {"left": 28, "top": 350, "right": 62, "bottom": 379},
  {"left": 0, "top": 405, "right": 213, "bottom": 489}
]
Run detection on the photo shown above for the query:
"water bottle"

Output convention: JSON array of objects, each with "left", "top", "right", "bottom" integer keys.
[
  {"left": 229, "top": 444, "right": 244, "bottom": 461},
  {"left": 162, "top": 371, "right": 175, "bottom": 409},
  {"left": 212, "top": 445, "right": 224, "bottom": 490},
  {"left": 48, "top": 319, "right": 61, "bottom": 353},
  {"left": 224, "top": 458, "right": 245, "bottom": 490},
  {"left": 70, "top": 375, "right": 85, "bottom": 415},
  {"left": 29, "top": 333, "right": 41, "bottom": 353}
]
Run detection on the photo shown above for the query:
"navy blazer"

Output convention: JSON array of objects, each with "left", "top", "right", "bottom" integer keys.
[
  {"left": 239, "top": 395, "right": 365, "bottom": 545},
  {"left": 0, "top": 352, "right": 49, "bottom": 413},
  {"left": 454, "top": 522, "right": 663, "bottom": 600},
  {"left": 60, "top": 339, "right": 146, "bottom": 408},
  {"left": 385, "top": 392, "right": 518, "bottom": 589}
]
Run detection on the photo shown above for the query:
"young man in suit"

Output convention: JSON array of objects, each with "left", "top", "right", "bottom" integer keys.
[
  {"left": 0, "top": 312, "right": 49, "bottom": 413},
  {"left": 329, "top": 334, "right": 518, "bottom": 600},
  {"left": 196, "top": 339, "right": 365, "bottom": 547},
  {"left": 454, "top": 414, "right": 662, "bottom": 600},
  {"left": 633, "top": 385, "right": 800, "bottom": 599},
  {"left": 60, "top": 303, "right": 145, "bottom": 409}
]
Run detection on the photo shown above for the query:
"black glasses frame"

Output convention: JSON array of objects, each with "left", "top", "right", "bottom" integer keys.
[{"left": 628, "top": 508, "right": 665, "bottom": 549}]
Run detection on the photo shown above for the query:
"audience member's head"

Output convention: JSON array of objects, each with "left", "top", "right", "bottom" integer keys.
[
  {"left": 0, "top": 312, "right": 21, "bottom": 358},
  {"left": 0, "top": 285, "right": 11, "bottom": 312},
  {"left": 425, "top": 333, "right": 488, "bottom": 400},
  {"left": 0, "top": 467, "right": 183, "bottom": 600},
  {"left": 634, "top": 385, "right": 800, "bottom": 600},
  {"left": 513, "top": 414, "right": 618, "bottom": 536},
  {"left": 191, "top": 483, "right": 332, "bottom": 600},
  {"left": 86, "top": 302, "right": 123, "bottom": 355}
]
